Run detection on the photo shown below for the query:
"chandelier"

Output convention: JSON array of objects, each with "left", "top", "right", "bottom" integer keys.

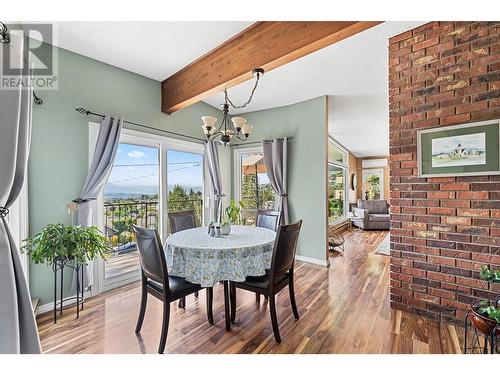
[{"left": 201, "top": 68, "right": 264, "bottom": 146}]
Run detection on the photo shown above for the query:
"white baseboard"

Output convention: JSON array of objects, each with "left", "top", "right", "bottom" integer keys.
[
  {"left": 37, "top": 290, "right": 92, "bottom": 316},
  {"left": 295, "top": 255, "right": 328, "bottom": 267}
]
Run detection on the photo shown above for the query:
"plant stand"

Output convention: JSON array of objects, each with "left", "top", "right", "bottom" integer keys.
[
  {"left": 52, "top": 257, "right": 85, "bottom": 323},
  {"left": 464, "top": 297, "right": 500, "bottom": 354}
]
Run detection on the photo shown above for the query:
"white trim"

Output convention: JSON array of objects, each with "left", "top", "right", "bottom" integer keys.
[
  {"left": 36, "top": 290, "right": 93, "bottom": 316},
  {"left": 88, "top": 122, "right": 208, "bottom": 296},
  {"left": 233, "top": 145, "right": 264, "bottom": 203},
  {"left": 295, "top": 255, "right": 328, "bottom": 267}
]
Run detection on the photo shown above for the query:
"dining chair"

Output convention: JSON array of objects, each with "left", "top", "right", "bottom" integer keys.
[
  {"left": 168, "top": 210, "right": 198, "bottom": 305},
  {"left": 254, "top": 210, "right": 282, "bottom": 303},
  {"left": 132, "top": 225, "right": 213, "bottom": 354},
  {"left": 256, "top": 210, "right": 282, "bottom": 232},
  {"left": 229, "top": 220, "right": 303, "bottom": 343},
  {"left": 168, "top": 210, "right": 197, "bottom": 233}
]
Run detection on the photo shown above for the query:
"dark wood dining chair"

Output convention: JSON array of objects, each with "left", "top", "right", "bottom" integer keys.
[
  {"left": 168, "top": 210, "right": 198, "bottom": 306},
  {"left": 132, "top": 225, "right": 213, "bottom": 354},
  {"left": 229, "top": 220, "right": 303, "bottom": 343},
  {"left": 254, "top": 210, "right": 282, "bottom": 303},
  {"left": 256, "top": 210, "right": 282, "bottom": 232}
]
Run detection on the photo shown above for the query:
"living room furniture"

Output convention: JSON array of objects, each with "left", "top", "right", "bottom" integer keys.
[
  {"left": 164, "top": 225, "right": 276, "bottom": 332},
  {"left": 346, "top": 212, "right": 363, "bottom": 231},
  {"left": 229, "top": 220, "right": 302, "bottom": 343},
  {"left": 132, "top": 225, "right": 213, "bottom": 354},
  {"left": 352, "top": 199, "right": 390, "bottom": 230},
  {"left": 52, "top": 257, "right": 85, "bottom": 323}
]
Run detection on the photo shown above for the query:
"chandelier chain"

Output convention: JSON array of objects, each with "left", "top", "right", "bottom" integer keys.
[{"left": 224, "top": 72, "right": 261, "bottom": 109}]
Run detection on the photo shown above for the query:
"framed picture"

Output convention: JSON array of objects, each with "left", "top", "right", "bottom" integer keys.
[{"left": 417, "top": 119, "right": 500, "bottom": 177}]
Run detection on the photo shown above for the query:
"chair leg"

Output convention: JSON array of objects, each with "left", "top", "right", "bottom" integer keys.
[
  {"left": 269, "top": 294, "right": 281, "bottom": 343},
  {"left": 206, "top": 288, "right": 214, "bottom": 325},
  {"left": 158, "top": 299, "right": 170, "bottom": 354},
  {"left": 255, "top": 293, "right": 260, "bottom": 303},
  {"left": 135, "top": 278, "right": 148, "bottom": 333},
  {"left": 223, "top": 281, "right": 231, "bottom": 331},
  {"left": 230, "top": 282, "right": 236, "bottom": 323},
  {"left": 289, "top": 279, "right": 299, "bottom": 320},
  {"left": 178, "top": 296, "right": 186, "bottom": 309},
  {"left": 195, "top": 291, "right": 199, "bottom": 299}
]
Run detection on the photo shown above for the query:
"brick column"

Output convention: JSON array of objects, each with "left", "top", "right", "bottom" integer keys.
[{"left": 389, "top": 22, "right": 500, "bottom": 325}]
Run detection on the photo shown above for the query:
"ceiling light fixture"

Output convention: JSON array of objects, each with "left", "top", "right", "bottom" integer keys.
[{"left": 202, "top": 68, "right": 263, "bottom": 146}]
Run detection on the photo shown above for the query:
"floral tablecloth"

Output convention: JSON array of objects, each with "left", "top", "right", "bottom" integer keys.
[{"left": 164, "top": 225, "right": 276, "bottom": 287}]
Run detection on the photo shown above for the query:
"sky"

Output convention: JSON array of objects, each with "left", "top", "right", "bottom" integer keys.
[{"left": 104, "top": 143, "right": 203, "bottom": 196}]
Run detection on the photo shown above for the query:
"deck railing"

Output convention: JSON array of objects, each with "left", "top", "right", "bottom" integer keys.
[{"left": 103, "top": 199, "right": 203, "bottom": 255}]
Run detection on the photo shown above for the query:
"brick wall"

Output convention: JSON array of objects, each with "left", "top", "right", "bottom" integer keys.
[{"left": 389, "top": 22, "right": 500, "bottom": 325}]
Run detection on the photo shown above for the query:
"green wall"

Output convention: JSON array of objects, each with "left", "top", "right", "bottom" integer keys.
[
  {"left": 29, "top": 44, "right": 230, "bottom": 305},
  {"left": 234, "top": 97, "right": 328, "bottom": 262}
]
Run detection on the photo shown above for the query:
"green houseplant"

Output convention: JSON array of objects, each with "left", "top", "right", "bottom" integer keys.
[
  {"left": 469, "top": 266, "right": 500, "bottom": 336},
  {"left": 22, "top": 224, "right": 110, "bottom": 265}
]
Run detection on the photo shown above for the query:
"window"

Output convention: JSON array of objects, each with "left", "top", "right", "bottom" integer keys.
[
  {"left": 90, "top": 123, "right": 207, "bottom": 293},
  {"left": 362, "top": 168, "right": 384, "bottom": 200},
  {"left": 328, "top": 140, "right": 348, "bottom": 223},
  {"left": 234, "top": 147, "right": 276, "bottom": 226}
]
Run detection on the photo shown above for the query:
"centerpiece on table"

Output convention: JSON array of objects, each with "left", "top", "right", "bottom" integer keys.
[{"left": 209, "top": 200, "right": 244, "bottom": 236}]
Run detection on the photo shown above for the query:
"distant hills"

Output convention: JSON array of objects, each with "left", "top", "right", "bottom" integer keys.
[{"left": 104, "top": 183, "right": 203, "bottom": 199}]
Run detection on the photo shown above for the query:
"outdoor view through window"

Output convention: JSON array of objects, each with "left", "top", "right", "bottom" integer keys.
[
  {"left": 103, "top": 143, "right": 203, "bottom": 279},
  {"left": 240, "top": 152, "right": 275, "bottom": 225}
]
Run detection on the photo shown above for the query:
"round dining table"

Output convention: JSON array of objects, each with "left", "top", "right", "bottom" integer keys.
[{"left": 164, "top": 225, "right": 276, "bottom": 330}]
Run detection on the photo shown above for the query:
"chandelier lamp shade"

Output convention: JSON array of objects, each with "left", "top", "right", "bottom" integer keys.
[{"left": 201, "top": 68, "right": 263, "bottom": 146}]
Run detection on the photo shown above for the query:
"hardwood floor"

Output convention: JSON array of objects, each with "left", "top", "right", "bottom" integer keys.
[{"left": 37, "top": 229, "right": 467, "bottom": 354}]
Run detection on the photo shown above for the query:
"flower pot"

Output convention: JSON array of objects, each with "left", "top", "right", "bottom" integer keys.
[
  {"left": 220, "top": 225, "right": 231, "bottom": 235},
  {"left": 471, "top": 305, "right": 500, "bottom": 336}
]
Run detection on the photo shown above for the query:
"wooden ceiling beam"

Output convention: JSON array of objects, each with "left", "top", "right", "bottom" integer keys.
[{"left": 161, "top": 21, "right": 382, "bottom": 114}]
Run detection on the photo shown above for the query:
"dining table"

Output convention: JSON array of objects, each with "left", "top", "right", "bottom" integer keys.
[{"left": 164, "top": 224, "right": 276, "bottom": 331}]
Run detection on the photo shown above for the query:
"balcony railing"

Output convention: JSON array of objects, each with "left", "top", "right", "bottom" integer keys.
[{"left": 103, "top": 199, "right": 203, "bottom": 256}]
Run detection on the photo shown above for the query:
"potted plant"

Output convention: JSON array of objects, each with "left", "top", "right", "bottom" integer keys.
[
  {"left": 22, "top": 223, "right": 110, "bottom": 266},
  {"left": 469, "top": 266, "right": 500, "bottom": 337},
  {"left": 220, "top": 200, "right": 243, "bottom": 235}
]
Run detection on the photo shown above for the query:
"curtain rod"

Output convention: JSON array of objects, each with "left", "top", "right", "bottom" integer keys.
[
  {"left": 230, "top": 137, "right": 294, "bottom": 147},
  {"left": 75, "top": 107, "right": 207, "bottom": 144}
]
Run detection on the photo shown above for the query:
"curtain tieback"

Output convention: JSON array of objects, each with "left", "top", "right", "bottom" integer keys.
[
  {"left": 72, "top": 198, "right": 90, "bottom": 204},
  {"left": 279, "top": 194, "right": 288, "bottom": 198},
  {"left": 0, "top": 206, "right": 9, "bottom": 218},
  {"left": 215, "top": 194, "right": 226, "bottom": 198}
]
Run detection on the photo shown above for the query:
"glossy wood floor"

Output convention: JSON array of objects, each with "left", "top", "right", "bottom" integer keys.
[{"left": 37, "top": 229, "right": 466, "bottom": 354}]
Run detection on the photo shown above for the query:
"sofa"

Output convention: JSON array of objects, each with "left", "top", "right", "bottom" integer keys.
[{"left": 352, "top": 199, "right": 390, "bottom": 230}]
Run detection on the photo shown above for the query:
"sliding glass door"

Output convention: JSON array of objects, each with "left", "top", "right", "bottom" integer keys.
[
  {"left": 90, "top": 124, "right": 207, "bottom": 293},
  {"left": 103, "top": 142, "right": 160, "bottom": 281}
]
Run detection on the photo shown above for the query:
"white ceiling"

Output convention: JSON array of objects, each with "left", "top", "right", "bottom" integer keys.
[
  {"left": 205, "top": 21, "right": 426, "bottom": 157},
  {"left": 50, "top": 21, "right": 253, "bottom": 80},
  {"left": 49, "top": 21, "right": 426, "bottom": 157}
]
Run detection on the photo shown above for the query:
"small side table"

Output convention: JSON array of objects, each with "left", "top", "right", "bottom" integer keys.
[
  {"left": 346, "top": 213, "right": 363, "bottom": 231},
  {"left": 52, "top": 257, "right": 85, "bottom": 323}
]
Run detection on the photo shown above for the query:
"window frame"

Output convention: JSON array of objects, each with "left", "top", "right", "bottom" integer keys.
[{"left": 327, "top": 138, "right": 349, "bottom": 225}]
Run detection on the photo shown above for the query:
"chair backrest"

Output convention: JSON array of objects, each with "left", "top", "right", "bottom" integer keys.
[
  {"left": 256, "top": 210, "right": 282, "bottom": 232},
  {"left": 132, "top": 225, "right": 169, "bottom": 286},
  {"left": 269, "top": 220, "right": 303, "bottom": 283},
  {"left": 357, "top": 199, "right": 389, "bottom": 214},
  {"left": 168, "top": 210, "right": 196, "bottom": 234}
]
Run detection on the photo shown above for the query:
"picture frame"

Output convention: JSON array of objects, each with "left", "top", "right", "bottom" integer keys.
[{"left": 417, "top": 119, "right": 500, "bottom": 178}]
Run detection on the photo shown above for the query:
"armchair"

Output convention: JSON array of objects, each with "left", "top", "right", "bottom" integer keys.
[{"left": 352, "top": 199, "right": 390, "bottom": 230}]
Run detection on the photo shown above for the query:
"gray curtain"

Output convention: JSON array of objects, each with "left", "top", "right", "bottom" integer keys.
[
  {"left": 74, "top": 115, "right": 122, "bottom": 288},
  {"left": 205, "top": 140, "right": 224, "bottom": 223},
  {"left": 0, "top": 35, "right": 41, "bottom": 353},
  {"left": 263, "top": 137, "right": 289, "bottom": 224}
]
